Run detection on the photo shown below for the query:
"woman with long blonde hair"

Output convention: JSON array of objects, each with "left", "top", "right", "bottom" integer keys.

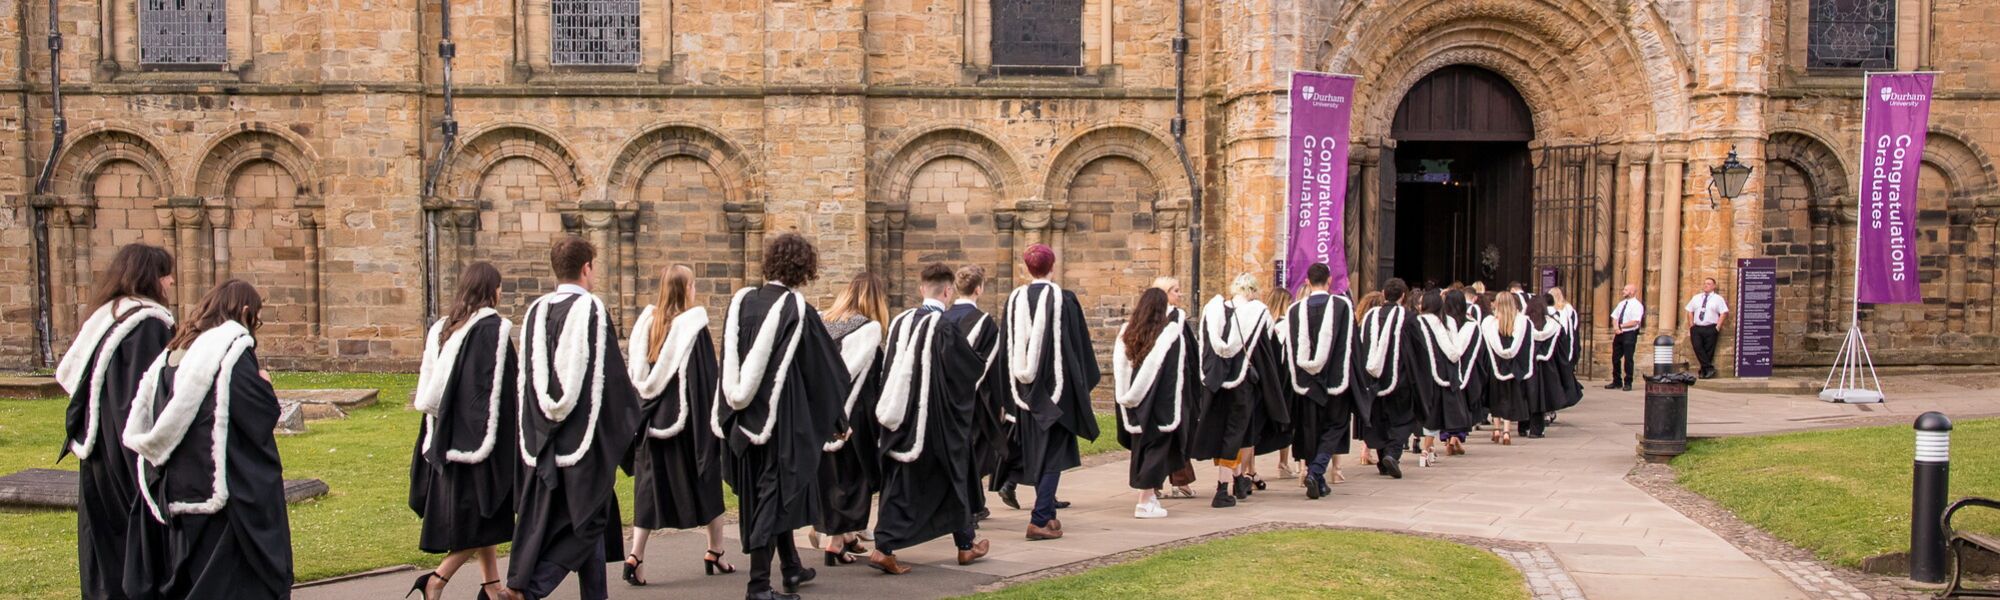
[
  {"left": 1480, "top": 290, "right": 1535, "bottom": 444},
  {"left": 623, "top": 265, "right": 733, "bottom": 586},
  {"left": 814, "top": 273, "right": 889, "bottom": 564}
]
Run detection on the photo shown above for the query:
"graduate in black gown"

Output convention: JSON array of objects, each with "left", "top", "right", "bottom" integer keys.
[
  {"left": 121, "top": 279, "right": 291, "bottom": 600},
  {"left": 1356, "top": 278, "right": 1421, "bottom": 478},
  {"left": 1154, "top": 276, "right": 1202, "bottom": 500},
  {"left": 1412, "top": 289, "right": 1477, "bottom": 466},
  {"left": 867, "top": 264, "right": 992, "bottom": 573},
  {"left": 714, "top": 233, "right": 849, "bottom": 600},
  {"left": 1189, "top": 273, "right": 1281, "bottom": 507},
  {"left": 1546, "top": 287, "right": 1585, "bottom": 413},
  {"left": 57, "top": 243, "right": 175, "bottom": 600},
  {"left": 1480, "top": 292, "right": 1535, "bottom": 444},
  {"left": 407, "top": 262, "right": 519, "bottom": 600},
  {"left": 1246, "top": 287, "right": 1297, "bottom": 488},
  {"left": 814, "top": 273, "right": 887, "bottom": 564},
  {"left": 620, "top": 265, "right": 733, "bottom": 587},
  {"left": 1282, "top": 263, "right": 1365, "bottom": 498},
  {"left": 1113, "top": 288, "right": 1192, "bottom": 519},
  {"left": 945, "top": 265, "right": 1003, "bottom": 522},
  {"left": 508, "top": 237, "right": 643, "bottom": 600},
  {"left": 995, "top": 244, "right": 1099, "bottom": 540},
  {"left": 1442, "top": 290, "right": 1484, "bottom": 451},
  {"left": 1520, "top": 295, "right": 1566, "bottom": 439}
]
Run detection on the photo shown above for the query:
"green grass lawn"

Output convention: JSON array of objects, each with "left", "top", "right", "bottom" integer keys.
[
  {"left": 1673, "top": 418, "right": 2000, "bottom": 568},
  {"left": 1, "top": 373, "right": 1126, "bottom": 599},
  {"left": 961, "top": 529, "right": 1529, "bottom": 599}
]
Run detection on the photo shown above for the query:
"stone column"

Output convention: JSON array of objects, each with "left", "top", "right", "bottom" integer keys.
[
  {"left": 724, "top": 202, "right": 767, "bottom": 291},
  {"left": 571, "top": 201, "right": 623, "bottom": 324},
  {"left": 45, "top": 200, "right": 93, "bottom": 337},
  {"left": 993, "top": 210, "right": 1019, "bottom": 293},
  {"left": 428, "top": 199, "right": 481, "bottom": 304},
  {"left": 1659, "top": 154, "right": 1685, "bottom": 336},
  {"left": 296, "top": 196, "right": 324, "bottom": 337},
  {"left": 167, "top": 197, "right": 210, "bottom": 308},
  {"left": 1154, "top": 198, "right": 1191, "bottom": 285}
]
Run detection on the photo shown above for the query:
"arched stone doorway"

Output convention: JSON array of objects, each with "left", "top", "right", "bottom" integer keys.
[{"left": 1382, "top": 65, "right": 1534, "bottom": 287}]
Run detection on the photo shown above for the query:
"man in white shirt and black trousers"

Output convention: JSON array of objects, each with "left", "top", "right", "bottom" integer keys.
[
  {"left": 1684, "top": 278, "right": 1730, "bottom": 379},
  {"left": 1605, "top": 284, "right": 1644, "bottom": 391}
]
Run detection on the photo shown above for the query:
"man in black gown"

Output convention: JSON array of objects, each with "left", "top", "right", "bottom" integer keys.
[
  {"left": 509, "top": 237, "right": 642, "bottom": 600},
  {"left": 1357, "top": 277, "right": 1420, "bottom": 479},
  {"left": 1284, "top": 263, "right": 1367, "bottom": 498},
  {"left": 868, "top": 264, "right": 991, "bottom": 573},
  {"left": 945, "top": 265, "right": 1002, "bottom": 522},
  {"left": 715, "top": 233, "right": 849, "bottom": 600},
  {"left": 996, "top": 244, "right": 1099, "bottom": 540}
]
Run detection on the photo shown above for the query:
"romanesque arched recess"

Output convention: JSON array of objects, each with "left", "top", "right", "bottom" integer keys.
[
  {"left": 1764, "top": 130, "right": 1850, "bottom": 361},
  {"left": 1900, "top": 130, "right": 2000, "bottom": 352},
  {"left": 868, "top": 126, "right": 1027, "bottom": 306},
  {"left": 604, "top": 124, "right": 760, "bottom": 329},
  {"left": 40, "top": 128, "right": 179, "bottom": 348},
  {"left": 433, "top": 125, "right": 587, "bottom": 318},
  {"left": 193, "top": 128, "right": 324, "bottom": 362}
]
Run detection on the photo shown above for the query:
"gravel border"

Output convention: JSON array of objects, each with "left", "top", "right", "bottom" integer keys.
[
  {"left": 1627, "top": 461, "right": 1997, "bottom": 600},
  {"left": 970, "top": 521, "right": 1575, "bottom": 599}
]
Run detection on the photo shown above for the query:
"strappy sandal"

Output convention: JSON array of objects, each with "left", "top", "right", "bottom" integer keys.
[
  {"left": 1165, "top": 486, "right": 1196, "bottom": 499},
  {"left": 704, "top": 549, "right": 736, "bottom": 575},
  {"left": 622, "top": 554, "right": 647, "bottom": 586}
]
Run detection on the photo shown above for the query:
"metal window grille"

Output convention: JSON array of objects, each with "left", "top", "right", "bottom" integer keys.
[
  {"left": 1532, "top": 144, "right": 1605, "bottom": 378},
  {"left": 551, "top": 0, "right": 641, "bottom": 66},
  {"left": 139, "top": 0, "right": 228, "bottom": 66},
  {"left": 1807, "top": 0, "right": 1896, "bottom": 71},
  {"left": 991, "top": 0, "right": 1083, "bottom": 74}
]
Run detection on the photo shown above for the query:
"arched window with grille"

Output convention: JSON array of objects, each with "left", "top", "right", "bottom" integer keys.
[
  {"left": 1807, "top": 0, "right": 1896, "bottom": 71},
  {"left": 990, "top": 0, "right": 1083, "bottom": 75},
  {"left": 552, "top": 0, "right": 642, "bottom": 67},
  {"left": 139, "top": 0, "right": 228, "bottom": 67}
]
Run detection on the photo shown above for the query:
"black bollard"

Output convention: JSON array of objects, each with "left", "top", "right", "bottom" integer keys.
[
  {"left": 1910, "top": 411, "right": 1953, "bottom": 584},
  {"left": 1640, "top": 335, "right": 1692, "bottom": 462}
]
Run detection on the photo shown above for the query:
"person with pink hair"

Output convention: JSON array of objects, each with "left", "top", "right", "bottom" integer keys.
[{"left": 991, "top": 244, "right": 1100, "bottom": 541}]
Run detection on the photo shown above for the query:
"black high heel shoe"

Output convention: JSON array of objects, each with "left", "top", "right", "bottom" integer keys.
[
  {"left": 843, "top": 539, "right": 868, "bottom": 555},
  {"left": 825, "top": 550, "right": 858, "bottom": 566},
  {"left": 404, "top": 571, "right": 445, "bottom": 600},
  {"left": 704, "top": 549, "right": 737, "bottom": 575},
  {"left": 622, "top": 553, "right": 647, "bottom": 586},
  {"left": 474, "top": 580, "right": 504, "bottom": 600}
]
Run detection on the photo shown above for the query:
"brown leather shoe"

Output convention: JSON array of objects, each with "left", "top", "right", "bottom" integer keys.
[
  {"left": 1026, "top": 523, "right": 1063, "bottom": 541},
  {"left": 1048, "top": 518, "right": 1062, "bottom": 531},
  {"left": 867, "top": 550, "right": 911, "bottom": 575},
  {"left": 956, "top": 539, "right": 990, "bottom": 565}
]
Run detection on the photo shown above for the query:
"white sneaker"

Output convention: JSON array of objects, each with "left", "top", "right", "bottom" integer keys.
[
  {"left": 1419, "top": 452, "right": 1435, "bottom": 467},
  {"left": 1134, "top": 502, "right": 1169, "bottom": 519}
]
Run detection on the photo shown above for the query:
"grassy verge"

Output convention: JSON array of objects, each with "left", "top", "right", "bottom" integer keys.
[
  {"left": 1673, "top": 418, "right": 2000, "bottom": 567},
  {"left": 960, "top": 529, "right": 1529, "bottom": 599}
]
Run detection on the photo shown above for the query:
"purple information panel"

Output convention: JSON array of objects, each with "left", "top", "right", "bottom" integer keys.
[
  {"left": 1539, "top": 267, "right": 1559, "bottom": 293},
  {"left": 1735, "top": 258, "right": 1777, "bottom": 378}
]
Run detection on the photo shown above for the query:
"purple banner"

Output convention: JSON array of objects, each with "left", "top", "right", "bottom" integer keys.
[
  {"left": 1735, "top": 258, "right": 1777, "bottom": 378},
  {"left": 1856, "top": 73, "right": 1934, "bottom": 304},
  {"left": 1284, "top": 72, "right": 1358, "bottom": 294}
]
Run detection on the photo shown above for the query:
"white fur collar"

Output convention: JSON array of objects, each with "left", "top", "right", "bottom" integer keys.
[
  {"left": 124, "top": 320, "right": 254, "bottom": 521},
  {"left": 1113, "top": 321, "right": 1187, "bottom": 435},
  {"left": 59, "top": 297, "right": 174, "bottom": 459},
  {"left": 1005, "top": 283, "right": 1065, "bottom": 413},
  {"left": 416, "top": 311, "right": 513, "bottom": 463},
  {"left": 1532, "top": 316, "right": 1564, "bottom": 361},
  {"left": 516, "top": 292, "right": 609, "bottom": 468},
  {"left": 876, "top": 309, "right": 943, "bottom": 462},
  {"left": 1480, "top": 314, "right": 1536, "bottom": 381},
  {"left": 627, "top": 306, "right": 709, "bottom": 439},
  {"left": 824, "top": 320, "right": 882, "bottom": 452},
  {"left": 1418, "top": 314, "right": 1468, "bottom": 362},
  {"left": 1363, "top": 306, "right": 1406, "bottom": 394},
  {"left": 1292, "top": 294, "right": 1343, "bottom": 375},
  {"left": 1455, "top": 319, "right": 1484, "bottom": 389},
  {"left": 712, "top": 288, "right": 807, "bottom": 446},
  {"left": 1200, "top": 296, "right": 1269, "bottom": 390}
]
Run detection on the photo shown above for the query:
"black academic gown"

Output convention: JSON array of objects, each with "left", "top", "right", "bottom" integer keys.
[
  {"left": 1529, "top": 318, "right": 1567, "bottom": 416},
  {"left": 1550, "top": 310, "right": 1584, "bottom": 411},
  {"left": 716, "top": 284, "right": 849, "bottom": 552},
  {"left": 1188, "top": 298, "right": 1283, "bottom": 460},
  {"left": 1481, "top": 316, "right": 1537, "bottom": 423},
  {"left": 817, "top": 317, "right": 882, "bottom": 536},
  {"left": 1461, "top": 306, "right": 1491, "bottom": 424},
  {"left": 124, "top": 337, "right": 292, "bottom": 600},
  {"left": 1412, "top": 315, "right": 1477, "bottom": 432},
  {"left": 408, "top": 315, "right": 519, "bottom": 553},
  {"left": 625, "top": 317, "right": 726, "bottom": 531},
  {"left": 1282, "top": 294, "right": 1362, "bottom": 462},
  {"left": 995, "top": 282, "right": 1100, "bottom": 485},
  {"left": 1247, "top": 322, "right": 1295, "bottom": 455},
  {"left": 1356, "top": 306, "right": 1423, "bottom": 448},
  {"left": 59, "top": 299, "right": 172, "bottom": 600},
  {"left": 873, "top": 306, "right": 982, "bottom": 552},
  {"left": 509, "top": 293, "right": 643, "bottom": 590},
  {"left": 944, "top": 302, "right": 1004, "bottom": 489},
  {"left": 1114, "top": 320, "right": 1193, "bottom": 490}
]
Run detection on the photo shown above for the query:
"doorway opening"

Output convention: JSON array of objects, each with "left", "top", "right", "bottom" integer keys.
[{"left": 1380, "top": 65, "right": 1535, "bottom": 289}]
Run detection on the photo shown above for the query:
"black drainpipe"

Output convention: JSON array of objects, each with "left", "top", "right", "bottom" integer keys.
[
  {"left": 419, "top": 0, "right": 458, "bottom": 324},
  {"left": 30, "top": 0, "right": 66, "bottom": 366},
  {"left": 1171, "top": 0, "right": 1202, "bottom": 301}
]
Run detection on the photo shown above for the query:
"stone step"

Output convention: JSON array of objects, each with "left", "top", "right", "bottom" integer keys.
[
  {"left": 0, "top": 468, "right": 329, "bottom": 510},
  {"left": 0, "top": 376, "right": 63, "bottom": 399}
]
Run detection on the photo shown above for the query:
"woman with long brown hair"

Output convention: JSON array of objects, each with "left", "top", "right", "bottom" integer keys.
[
  {"left": 122, "top": 280, "right": 292, "bottom": 600},
  {"left": 813, "top": 272, "right": 888, "bottom": 564},
  {"left": 406, "top": 262, "right": 520, "bottom": 600},
  {"left": 622, "top": 265, "right": 732, "bottom": 585},
  {"left": 1114, "top": 288, "right": 1192, "bottom": 519},
  {"left": 57, "top": 243, "right": 176, "bottom": 600}
]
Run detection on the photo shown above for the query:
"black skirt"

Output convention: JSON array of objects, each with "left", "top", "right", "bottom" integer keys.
[
  {"left": 409, "top": 436, "right": 516, "bottom": 552},
  {"left": 632, "top": 431, "right": 727, "bottom": 530},
  {"left": 815, "top": 438, "right": 875, "bottom": 535},
  {"left": 1187, "top": 386, "right": 1253, "bottom": 460}
]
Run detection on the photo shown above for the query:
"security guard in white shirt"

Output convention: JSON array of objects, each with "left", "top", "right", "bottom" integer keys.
[
  {"left": 1605, "top": 284, "right": 1645, "bottom": 391},
  {"left": 1684, "top": 278, "right": 1730, "bottom": 379}
]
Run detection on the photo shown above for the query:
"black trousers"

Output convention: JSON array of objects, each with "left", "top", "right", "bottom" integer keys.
[
  {"left": 747, "top": 533, "right": 803, "bottom": 595},
  {"left": 1521, "top": 412, "right": 1546, "bottom": 436},
  {"left": 1690, "top": 324, "right": 1720, "bottom": 374},
  {"left": 516, "top": 537, "right": 608, "bottom": 600},
  {"left": 1611, "top": 331, "right": 1639, "bottom": 385}
]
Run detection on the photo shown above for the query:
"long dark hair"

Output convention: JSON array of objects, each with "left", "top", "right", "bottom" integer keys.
[
  {"left": 1420, "top": 289, "right": 1449, "bottom": 322},
  {"left": 89, "top": 243, "right": 174, "bottom": 311},
  {"left": 168, "top": 279, "right": 263, "bottom": 350},
  {"left": 1525, "top": 294, "right": 1549, "bottom": 329},
  {"left": 1443, "top": 290, "right": 1469, "bottom": 327},
  {"left": 1123, "top": 288, "right": 1171, "bottom": 362},
  {"left": 442, "top": 262, "right": 501, "bottom": 336}
]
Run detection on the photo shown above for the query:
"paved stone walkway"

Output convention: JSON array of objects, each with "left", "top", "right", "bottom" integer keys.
[{"left": 297, "top": 377, "right": 2000, "bottom": 599}]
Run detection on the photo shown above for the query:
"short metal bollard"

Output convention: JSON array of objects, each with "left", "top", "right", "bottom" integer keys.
[
  {"left": 1910, "top": 411, "right": 1953, "bottom": 584},
  {"left": 1640, "top": 335, "right": 1694, "bottom": 462}
]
